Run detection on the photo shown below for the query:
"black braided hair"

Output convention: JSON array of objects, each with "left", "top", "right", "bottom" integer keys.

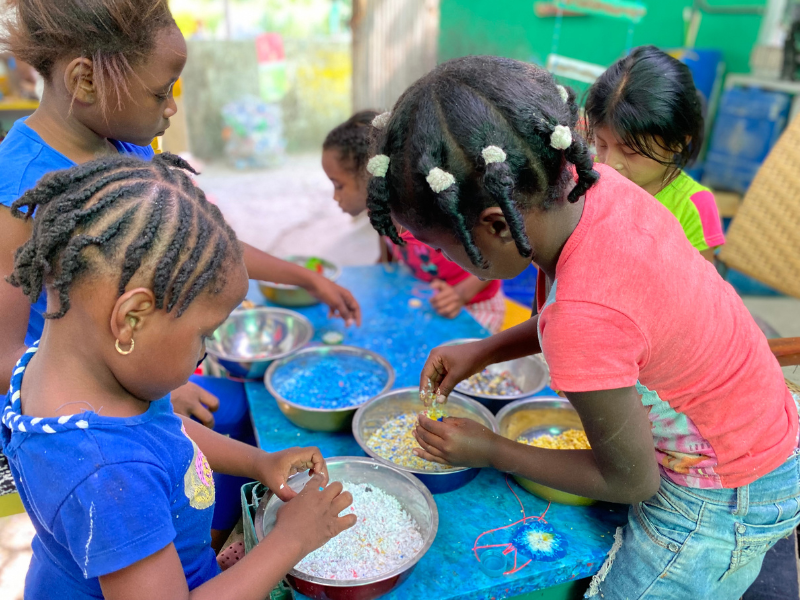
[
  {"left": 7, "top": 153, "right": 242, "bottom": 319},
  {"left": 323, "top": 110, "right": 380, "bottom": 175},
  {"left": 366, "top": 56, "right": 599, "bottom": 267}
]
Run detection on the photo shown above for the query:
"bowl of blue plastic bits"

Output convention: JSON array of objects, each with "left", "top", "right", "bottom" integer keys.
[{"left": 265, "top": 346, "right": 395, "bottom": 431}]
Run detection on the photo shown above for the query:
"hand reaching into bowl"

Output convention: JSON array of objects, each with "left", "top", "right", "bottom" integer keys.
[{"left": 412, "top": 414, "right": 498, "bottom": 469}]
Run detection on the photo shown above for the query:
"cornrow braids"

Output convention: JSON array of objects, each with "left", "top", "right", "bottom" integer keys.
[
  {"left": 7, "top": 153, "right": 242, "bottom": 319},
  {"left": 365, "top": 56, "right": 598, "bottom": 268},
  {"left": 323, "top": 110, "right": 380, "bottom": 175}
]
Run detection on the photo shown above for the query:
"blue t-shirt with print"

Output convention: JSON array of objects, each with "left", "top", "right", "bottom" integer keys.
[
  {"left": 0, "top": 118, "right": 154, "bottom": 346},
  {"left": 0, "top": 345, "right": 220, "bottom": 598}
]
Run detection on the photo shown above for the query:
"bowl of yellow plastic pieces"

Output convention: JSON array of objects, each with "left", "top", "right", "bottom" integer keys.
[{"left": 496, "top": 397, "right": 596, "bottom": 506}]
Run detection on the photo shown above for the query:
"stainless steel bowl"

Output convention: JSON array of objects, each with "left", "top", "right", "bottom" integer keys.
[
  {"left": 265, "top": 346, "right": 395, "bottom": 432},
  {"left": 255, "top": 456, "right": 438, "bottom": 600},
  {"left": 205, "top": 307, "right": 313, "bottom": 379},
  {"left": 443, "top": 338, "right": 550, "bottom": 412},
  {"left": 352, "top": 387, "right": 498, "bottom": 493},
  {"left": 496, "top": 397, "right": 595, "bottom": 506},
  {"left": 258, "top": 256, "right": 341, "bottom": 307}
]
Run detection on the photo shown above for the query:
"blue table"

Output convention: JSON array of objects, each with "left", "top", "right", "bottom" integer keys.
[{"left": 245, "top": 265, "right": 626, "bottom": 600}]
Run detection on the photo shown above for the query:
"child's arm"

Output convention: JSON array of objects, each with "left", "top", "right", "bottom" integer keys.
[
  {"left": 420, "top": 316, "right": 541, "bottom": 395},
  {"left": 413, "top": 385, "right": 661, "bottom": 504},
  {"left": 181, "top": 416, "right": 325, "bottom": 499},
  {"left": 0, "top": 208, "right": 33, "bottom": 389},
  {"left": 429, "top": 276, "right": 492, "bottom": 318},
  {"left": 241, "top": 242, "right": 361, "bottom": 326},
  {"left": 99, "top": 474, "right": 356, "bottom": 600}
]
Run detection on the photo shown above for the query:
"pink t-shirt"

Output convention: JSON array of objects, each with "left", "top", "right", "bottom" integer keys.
[
  {"left": 387, "top": 232, "right": 501, "bottom": 304},
  {"left": 537, "top": 164, "right": 796, "bottom": 489}
]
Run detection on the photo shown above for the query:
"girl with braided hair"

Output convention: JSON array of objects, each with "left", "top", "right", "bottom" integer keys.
[
  {"left": 1, "top": 154, "right": 355, "bottom": 600},
  {"left": 368, "top": 56, "right": 799, "bottom": 598},
  {"left": 0, "top": 0, "right": 360, "bottom": 536},
  {"left": 322, "top": 111, "right": 506, "bottom": 333}
]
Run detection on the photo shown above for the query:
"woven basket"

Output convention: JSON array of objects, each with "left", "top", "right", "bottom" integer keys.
[{"left": 718, "top": 116, "right": 800, "bottom": 299}]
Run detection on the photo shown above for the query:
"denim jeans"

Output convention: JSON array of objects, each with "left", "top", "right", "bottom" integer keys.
[{"left": 588, "top": 450, "right": 800, "bottom": 599}]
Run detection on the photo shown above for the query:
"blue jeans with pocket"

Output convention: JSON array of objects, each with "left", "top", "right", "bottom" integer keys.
[{"left": 589, "top": 450, "right": 800, "bottom": 599}]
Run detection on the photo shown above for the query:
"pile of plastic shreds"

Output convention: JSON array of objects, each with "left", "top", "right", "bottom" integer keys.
[{"left": 221, "top": 96, "right": 286, "bottom": 169}]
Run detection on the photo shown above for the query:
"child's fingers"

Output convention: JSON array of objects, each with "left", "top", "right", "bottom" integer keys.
[
  {"left": 414, "top": 419, "right": 448, "bottom": 449},
  {"left": 192, "top": 404, "right": 216, "bottom": 429},
  {"left": 412, "top": 428, "right": 447, "bottom": 459},
  {"left": 337, "top": 513, "right": 358, "bottom": 533},
  {"left": 413, "top": 446, "right": 450, "bottom": 465},
  {"left": 331, "top": 490, "right": 353, "bottom": 514},
  {"left": 197, "top": 387, "right": 220, "bottom": 412},
  {"left": 417, "top": 413, "right": 451, "bottom": 436}
]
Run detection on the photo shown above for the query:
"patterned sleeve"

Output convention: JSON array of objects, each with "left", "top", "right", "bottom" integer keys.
[{"left": 52, "top": 462, "right": 176, "bottom": 579}]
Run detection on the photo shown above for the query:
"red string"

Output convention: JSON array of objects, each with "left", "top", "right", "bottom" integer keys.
[{"left": 472, "top": 475, "right": 551, "bottom": 576}]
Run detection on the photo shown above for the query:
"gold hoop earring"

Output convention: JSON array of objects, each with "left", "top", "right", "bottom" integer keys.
[{"left": 115, "top": 338, "right": 135, "bottom": 355}]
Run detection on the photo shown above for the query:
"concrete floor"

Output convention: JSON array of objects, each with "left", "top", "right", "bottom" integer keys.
[{"left": 0, "top": 154, "right": 798, "bottom": 598}]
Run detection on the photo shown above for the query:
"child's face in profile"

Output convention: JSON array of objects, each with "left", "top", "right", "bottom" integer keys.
[
  {"left": 71, "top": 25, "right": 188, "bottom": 147},
  {"left": 593, "top": 125, "right": 672, "bottom": 195},
  {"left": 322, "top": 149, "right": 368, "bottom": 217}
]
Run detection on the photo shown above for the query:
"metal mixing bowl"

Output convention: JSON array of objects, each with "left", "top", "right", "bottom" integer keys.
[
  {"left": 255, "top": 456, "right": 438, "bottom": 600},
  {"left": 443, "top": 338, "right": 550, "bottom": 412},
  {"left": 265, "top": 346, "right": 395, "bottom": 432},
  {"left": 258, "top": 256, "right": 341, "bottom": 307},
  {"left": 496, "top": 397, "right": 596, "bottom": 506},
  {"left": 205, "top": 307, "right": 313, "bottom": 379},
  {"left": 352, "top": 387, "right": 498, "bottom": 493}
]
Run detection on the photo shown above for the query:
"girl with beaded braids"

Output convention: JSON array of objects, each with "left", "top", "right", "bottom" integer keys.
[
  {"left": 369, "top": 56, "right": 799, "bottom": 599},
  {"left": 322, "top": 111, "right": 506, "bottom": 333},
  {"left": 1, "top": 154, "right": 355, "bottom": 600}
]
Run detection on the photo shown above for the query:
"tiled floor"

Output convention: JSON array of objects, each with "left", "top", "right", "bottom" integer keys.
[{"left": 1, "top": 155, "right": 799, "bottom": 597}]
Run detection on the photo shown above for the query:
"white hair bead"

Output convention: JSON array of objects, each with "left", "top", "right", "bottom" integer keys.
[
  {"left": 481, "top": 145, "right": 507, "bottom": 164},
  {"left": 366, "top": 154, "right": 390, "bottom": 177},
  {"left": 550, "top": 125, "right": 572, "bottom": 150},
  {"left": 426, "top": 167, "right": 456, "bottom": 193},
  {"left": 556, "top": 85, "right": 569, "bottom": 103},
  {"left": 371, "top": 112, "right": 392, "bottom": 129}
]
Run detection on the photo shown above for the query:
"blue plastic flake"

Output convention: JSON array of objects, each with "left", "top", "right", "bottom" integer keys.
[
  {"left": 512, "top": 520, "right": 568, "bottom": 562},
  {"left": 271, "top": 353, "right": 388, "bottom": 409}
]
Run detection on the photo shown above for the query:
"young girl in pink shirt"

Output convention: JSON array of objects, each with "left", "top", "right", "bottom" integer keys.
[
  {"left": 322, "top": 111, "right": 506, "bottom": 333},
  {"left": 365, "top": 55, "right": 799, "bottom": 599}
]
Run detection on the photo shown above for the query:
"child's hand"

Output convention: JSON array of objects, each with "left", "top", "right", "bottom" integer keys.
[
  {"left": 170, "top": 382, "right": 219, "bottom": 428},
  {"left": 420, "top": 339, "right": 489, "bottom": 397},
  {"left": 413, "top": 414, "right": 498, "bottom": 468},
  {"left": 430, "top": 279, "right": 464, "bottom": 318},
  {"left": 256, "top": 447, "right": 328, "bottom": 501},
  {"left": 306, "top": 274, "right": 362, "bottom": 327},
  {"left": 274, "top": 474, "right": 356, "bottom": 556}
]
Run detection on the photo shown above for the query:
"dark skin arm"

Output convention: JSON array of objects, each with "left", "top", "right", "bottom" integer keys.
[
  {"left": 0, "top": 207, "right": 33, "bottom": 390},
  {"left": 100, "top": 474, "right": 356, "bottom": 600},
  {"left": 420, "top": 315, "right": 541, "bottom": 395},
  {"left": 241, "top": 243, "right": 361, "bottom": 326},
  {"left": 414, "top": 386, "right": 660, "bottom": 504}
]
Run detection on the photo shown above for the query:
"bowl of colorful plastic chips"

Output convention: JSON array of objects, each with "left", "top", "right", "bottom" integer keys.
[
  {"left": 255, "top": 456, "right": 438, "bottom": 600},
  {"left": 265, "top": 345, "right": 394, "bottom": 432},
  {"left": 205, "top": 307, "right": 313, "bottom": 379},
  {"left": 352, "top": 387, "right": 498, "bottom": 493},
  {"left": 258, "top": 256, "right": 340, "bottom": 307},
  {"left": 443, "top": 338, "right": 550, "bottom": 412},
  {"left": 496, "top": 397, "right": 595, "bottom": 506}
]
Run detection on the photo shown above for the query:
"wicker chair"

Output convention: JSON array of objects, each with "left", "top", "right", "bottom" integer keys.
[{"left": 717, "top": 113, "right": 800, "bottom": 369}]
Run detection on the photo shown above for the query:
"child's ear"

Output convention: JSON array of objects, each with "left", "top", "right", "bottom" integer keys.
[
  {"left": 477, "top": 207, "right": 513, "bottom": 242},
  {"left": 110, "top": 288, "right": 157, "bottom": 345},
  {"left": 64, "top": 58, "right": 96, "bottom": 105}
]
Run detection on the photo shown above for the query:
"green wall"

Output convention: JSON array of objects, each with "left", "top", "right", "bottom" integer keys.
[{"left": 439, "top": 0, "right": 766, "bottom": 74}]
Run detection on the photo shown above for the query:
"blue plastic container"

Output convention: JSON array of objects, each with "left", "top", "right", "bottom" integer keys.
[
  {"left": 502, "top": 263, "right": 539, "bottom": 308},
  {"left": 702, "top": 87, "right": 790, "bottom": 194}
]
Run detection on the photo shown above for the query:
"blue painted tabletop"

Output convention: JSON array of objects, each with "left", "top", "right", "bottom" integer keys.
[{"left": 244, "top": 265, "right": 626, "bottom": 600}]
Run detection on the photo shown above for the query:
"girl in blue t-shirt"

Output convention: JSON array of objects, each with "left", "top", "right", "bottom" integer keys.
[
  {"left": 0, "top": 0, "right": 361, "bottom": 395},
  {"left": 1, "top": 153, "right": 356, "bottom": 600}
]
